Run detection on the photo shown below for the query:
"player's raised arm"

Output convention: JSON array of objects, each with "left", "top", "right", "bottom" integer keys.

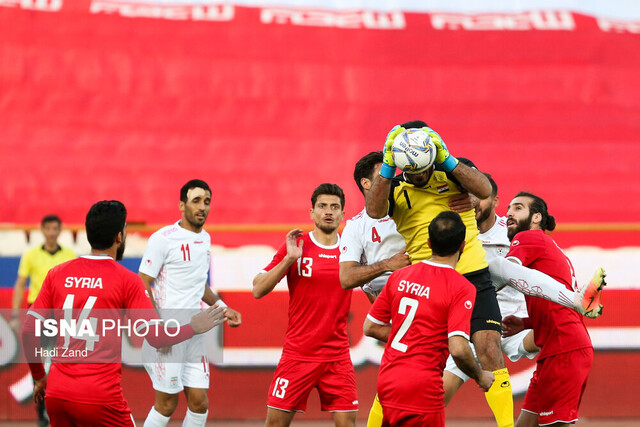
[{"left": 252, "top": 229, "right": 303, "bottom": 299}]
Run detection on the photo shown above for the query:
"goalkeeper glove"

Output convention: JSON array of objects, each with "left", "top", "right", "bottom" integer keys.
[
  {"left": 380, "top": 125, "right": 405, "bottom": 179},
  {"left": 422, "top": 127, "right": 458, "bottom": 172}
]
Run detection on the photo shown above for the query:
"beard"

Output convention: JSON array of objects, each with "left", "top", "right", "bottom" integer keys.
[
  {"left": 116, "top": 241, "right": 126, "bottom": 261},
  {"left": 475, "top": 205, "right": 492, "bottom": 227},
  {"left": 317, "top": 222, "right": 339, "bottom": 235},
  {"left": 507, "top": 212, "right": 534, "bottom": 241}
]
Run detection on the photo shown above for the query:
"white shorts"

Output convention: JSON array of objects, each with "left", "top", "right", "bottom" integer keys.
[
  {"left": 445, "top": 329, "right": 538, "bottom": 382},
  {"left": 143, "top": 334, "right": 210, "bottom": 393}
]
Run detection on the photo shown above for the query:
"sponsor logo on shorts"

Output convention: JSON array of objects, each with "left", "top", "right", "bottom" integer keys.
[
  {"left": 487, "top": 319, "right": 501, "bottom": 326},
  {"left": 540, "top": 410, "right": 554, "bottom": 416},
  {"left": 352, "top": 400, "right": 359, "bottom": 405}
]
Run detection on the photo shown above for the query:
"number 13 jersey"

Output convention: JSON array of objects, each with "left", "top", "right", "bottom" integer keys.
[{"left": 261, "top": 232, "right": 352, "bottom": 362}]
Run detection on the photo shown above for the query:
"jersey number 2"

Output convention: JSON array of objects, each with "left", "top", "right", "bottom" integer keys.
[{"left": 390, "top": 297, "right": 418, "bottom": 353}]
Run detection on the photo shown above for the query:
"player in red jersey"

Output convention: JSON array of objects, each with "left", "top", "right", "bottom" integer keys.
[
  {"left": 501, "top": 192, "right": 594, "bottom": 427},
  {"left": 364, "top": 211, "right": 494, "bottom": 427},
  {"left": 252, "top": 183, "right": 357, "bottom": 427},
  {"left": 22, "top": 200, "right": 225, "bottom": 427}
]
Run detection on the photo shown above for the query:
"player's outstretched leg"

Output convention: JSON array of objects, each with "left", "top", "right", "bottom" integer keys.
[{"left": 574, "top": 267, "right": 606, "bottom": 319}]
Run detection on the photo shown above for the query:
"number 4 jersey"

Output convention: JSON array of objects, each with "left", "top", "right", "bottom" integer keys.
[
  {"left": 261, "top": 232, "right": 352, "bottom": 362},
  {"left": 367, "top": 261, "right": 476, "bottom": 413}
]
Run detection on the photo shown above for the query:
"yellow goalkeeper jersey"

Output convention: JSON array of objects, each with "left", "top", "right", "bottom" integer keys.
[
  {"left": 18, "top": 245, "right": 76, "bottom": 304},
  {"left": 389, "top": 162, "right": 488, "bottom": 275}
]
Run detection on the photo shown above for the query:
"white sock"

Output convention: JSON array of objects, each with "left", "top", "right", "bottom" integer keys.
[
  {"left": 144, "top": 406, "right": 170, "bottom": 427},
  {"left": 182, "top": 408, "right": 208, "bottom": 427},
  {"left": 489, "top": 257, "right": 577, "bottom": 309}
]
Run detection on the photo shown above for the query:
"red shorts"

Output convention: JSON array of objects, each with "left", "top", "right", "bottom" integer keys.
[
  {"left": 46, "top": 397, "right": 134, "bottom": 427},
  {"left": 522, "top": 347, "right": 593, "bottom": 425},
  {"left": 381, "top": 407, "right": 444, "bottom": 427},
  {"left": 266, "top": 357, "right": 358, "bottom": 412}
]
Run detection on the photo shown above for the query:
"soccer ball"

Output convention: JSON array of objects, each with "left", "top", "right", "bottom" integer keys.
[{"left": 391, "top": 129, "right": 437, "bottom": 174}]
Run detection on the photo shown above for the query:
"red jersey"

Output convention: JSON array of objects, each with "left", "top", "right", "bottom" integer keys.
[
  {"left": 27, "top": 255, "right": 157, "bottom": 404},
  {"left": 507, "top": 230, "right": 592, "bottom": 360},
  {"left": 262, "top": 232, "right": 352, "bottom": 362},
  {"left": 368, "top": 261, "right": 476, "bottom": 413}
]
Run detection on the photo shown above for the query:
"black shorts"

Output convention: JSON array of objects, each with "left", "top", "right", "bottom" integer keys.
[{"left": 463, "top": 268, "right": 502, "bottom": 334}]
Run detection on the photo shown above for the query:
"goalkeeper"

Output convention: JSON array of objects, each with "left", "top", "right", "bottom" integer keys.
[{"left": 365, "top": 120, "right": 512, "bottom": 427}]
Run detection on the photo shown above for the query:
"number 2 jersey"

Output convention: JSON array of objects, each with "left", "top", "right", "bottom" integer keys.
[
  {"left": 367, "top": 261, "right": 476, "bottom": 413},
  {"left": 26, "top": 255, "right": 159, "bottom": 404},
  {"left": 506, "top": 229, "right": 592, "bottom": 360},
  {"left": 261, "top": 232, "right": 352, "bottom": 362}
]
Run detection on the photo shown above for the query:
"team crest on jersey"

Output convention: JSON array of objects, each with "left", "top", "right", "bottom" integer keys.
[
  {"left": 437, "top": 184, "right": 449, "bottom": 193},
  {"left": 464, "top": 300, "right": 473, "bottom": 309},
  {"left": 512, "top": 240, "right": 520, "bottom": 247},
  {"left": 342, "top": 246, "right": 347, "bottom": 253},
  {"left": 145, "top": 259, "right": 152, "bottom": 266}
]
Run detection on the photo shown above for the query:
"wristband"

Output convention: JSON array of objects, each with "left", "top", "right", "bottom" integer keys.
[
  {"left": 379, "top": 164, "right": 396, "bottom": 179},
  {"left": 441, "top": 156, "right": 459, "bottom": 172}
]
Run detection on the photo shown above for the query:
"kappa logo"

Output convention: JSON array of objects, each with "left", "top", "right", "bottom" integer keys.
[{"left": 464, "top": 300, "right": 473, "bottom": 309}]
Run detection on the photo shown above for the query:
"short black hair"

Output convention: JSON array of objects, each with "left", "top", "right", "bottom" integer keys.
[
  {"left": 354, "top": 151, "right": 383, "bottom": 195},
  {"left": 484, "top": 173, "right": 498, "bottom": 198},
  {"left": 180, "top": 179, "right": 211, "bottom": 202},
  {"left": 400, "top": 120, "right": 429, "bottom": 129},
  {"left": 85, "top": 201, "right": 127, "bottom": 251},
  {"left": 41, "top": 215, "right": 61, "bottom": 227},
  {"left": 311, "top": 183, "right": 345, "bottom": 210},
  {"left": 429, "top": 211, "right": 466, "bottom": 257},
  {"left": 514, "top": 191, "right": 556, "bottom": 231}
]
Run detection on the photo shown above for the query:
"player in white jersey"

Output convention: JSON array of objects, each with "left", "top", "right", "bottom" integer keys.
[
  {"left": 140, "top": 179, "right": 242, "bottom": 427},
  {"left": 339, "top": 152, "right": 409, "bottom": 302}
]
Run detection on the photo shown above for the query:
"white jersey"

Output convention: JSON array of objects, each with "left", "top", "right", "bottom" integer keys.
[
  {"left": 139, "top": 221, "right": 211, "bottom": 310},
  {"left": 481, "top": 215, "right": 528, "bottom": 319},
  {"left": 339, "top": 208, "right": 406, "bottom": 297}
]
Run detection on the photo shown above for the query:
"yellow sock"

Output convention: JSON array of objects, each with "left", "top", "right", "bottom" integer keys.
[
  {"left": 485, "top": 368, "right": 514, "bottom": 427},
  {"left": 367, "top": 394, "right": 384, "bottom": 427}
]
